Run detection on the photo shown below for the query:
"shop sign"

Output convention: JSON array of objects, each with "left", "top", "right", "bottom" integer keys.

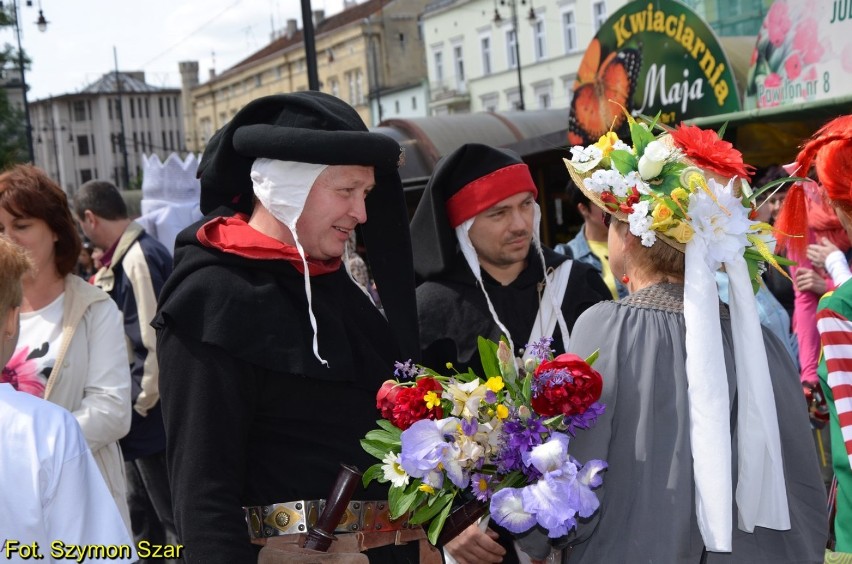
[{"left": 568, "top": 0, "right": 740, "bottom": 146}]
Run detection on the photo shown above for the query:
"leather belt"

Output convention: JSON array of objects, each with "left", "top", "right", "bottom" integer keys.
[{"left": 245, "top": 500, "right": 415, "bottom": 540}]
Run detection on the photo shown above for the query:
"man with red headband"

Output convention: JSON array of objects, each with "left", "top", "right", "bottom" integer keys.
[{"left": 410, "top": 143, "right": 610, "bottom": 564}]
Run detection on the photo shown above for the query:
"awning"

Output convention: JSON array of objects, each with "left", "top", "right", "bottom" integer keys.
[{"left": 687, "top": 93, "right": 852, "bottom": 129}]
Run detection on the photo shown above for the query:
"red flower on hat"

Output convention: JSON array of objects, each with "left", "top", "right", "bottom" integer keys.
[
  {"left": 530, "top": 354, "right": 603, "bottom": 418},
  {"left": 671, "top": 124, "right": 755, "bottom": 181},
  {"left": 377, "top": 377, "right": 444, "bottom": 430}
]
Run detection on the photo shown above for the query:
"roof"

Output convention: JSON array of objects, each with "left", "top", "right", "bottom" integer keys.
[
  {"left": 214, "top": 0, "right": 389, "bottom": 83},
  {"left": 80, "top": 72, "right": 165, "bottom": 94},
  {"left": 379, "top": 109, "right": 568, "bottom": 166}
]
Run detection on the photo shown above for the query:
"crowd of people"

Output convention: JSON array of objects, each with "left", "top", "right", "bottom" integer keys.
[{"left": 0, "top": 91, "right": 849, "bottom": 564}]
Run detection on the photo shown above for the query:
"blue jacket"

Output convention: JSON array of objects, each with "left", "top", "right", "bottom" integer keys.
[
  {"left": 555, "top": 228, "right": 628, "bottom": 299},
  {"left": 94, "top": 222, "right": 172, "bottom": 460}
]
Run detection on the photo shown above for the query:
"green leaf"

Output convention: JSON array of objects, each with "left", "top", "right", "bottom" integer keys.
[
  {"left": 656, "top": 162, "right": 687, "bottom": 194},
  {"left": 426, "top": 495, "right": 455, "bottom": 545},
  {"left": 362, "top": 463, "right": 385, "bottom": 488},
  {"left": 360, "top": 438, "right": 393, "bottom": 461},
  {"left": 751, "top": 176, "right": 809, "bottom": 201},
  {"left": 478, "top": 337, "right": 500, "bottom": 378},
  {"left": 364, "top": 429, "right": 401, "bottom": 446},
  {"left": 389, "top": 482, "right": 420, "bottom": 519},
  {"left": 716, "top": 121, "right": 728, "bottom": 140},
  {"left": 410, "top": 492, "right": 454, "bottom": 525},
  {"left": 375, "top": 419, "right": 403, "bottom": 438},
  {"left": 629, "top": 119, "right": 655, "bottom": 156},
  {"left": 522, "top": 373, "right": 532, "bottom": 403},
  {"left": 609, "top": 150, "right": 637, "bottom": 175},
  {"left": 584, "top": 349, "right": 600, "bottom": 366}
]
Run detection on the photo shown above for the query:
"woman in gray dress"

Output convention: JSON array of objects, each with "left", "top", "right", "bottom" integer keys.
[{"left": 520, "top": 124, "right": 827, "bottom": 563}]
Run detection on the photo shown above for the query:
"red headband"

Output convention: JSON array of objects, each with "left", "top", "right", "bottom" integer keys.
[{"left": 445, "top": 164, "right": 538, "bottom": 228}]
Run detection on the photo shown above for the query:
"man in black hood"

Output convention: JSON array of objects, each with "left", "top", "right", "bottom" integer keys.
[
  {"left": 153, "top": 92, "right": 429, "bottom": 563},
  {"left": 410, "top": 143, "right": 610, "bottom": 563}
]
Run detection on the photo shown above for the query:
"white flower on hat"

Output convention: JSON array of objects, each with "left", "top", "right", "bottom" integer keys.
[
  {"left": 569, "top": 145, "right": 603, "bottom": 173},
  {"left": 637, "top": 140, "right": 670, "bottom": 180},
  {"left": 628, "top": 200, "right": 656, "bottom": 247},
  {"left": 687, "top": 178, "right": 753, "bottom": 270}
]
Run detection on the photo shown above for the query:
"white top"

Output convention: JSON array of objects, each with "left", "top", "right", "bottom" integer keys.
[
  {"left": 0, "top": 383, "right": 135, "bottom": 561},
  {"left": 825, "top": 250, "right": 852, "bottom": 287},
  {"left": 5, "top": 294, "right": 64, "bottom": 398}
]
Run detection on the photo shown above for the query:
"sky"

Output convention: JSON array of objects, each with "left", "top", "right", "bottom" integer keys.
[{"left": 5, "top": 0, "right": 348, "bottom": 101}]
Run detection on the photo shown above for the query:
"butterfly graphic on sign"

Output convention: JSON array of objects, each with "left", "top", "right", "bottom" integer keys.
[{"left": 568, "top": 39, "right": 642, "bottom": 147}]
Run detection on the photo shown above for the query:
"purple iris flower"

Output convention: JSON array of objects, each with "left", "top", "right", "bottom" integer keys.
[
  {"left": 461, "top": 418, "right": 478, "bottom": 436},
  {"left": 399, "top": 417, "right": 469, "bottom": 489},
  {"left": 564, "top": 402, "right": 606, "bottom": 436},
  {"left": 490, "top": 433, "right": 606, "bottom": 537},
  {"left": 485, "top": 390, "right": 498, "bottom": 404}
]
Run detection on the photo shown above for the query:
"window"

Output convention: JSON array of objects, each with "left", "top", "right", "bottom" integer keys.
[
  {"left": 108, "top": 99, "right": 113, "bottom": 120},
  {"left": 346, "top": 71, "right": 355, "bottom": 105},
  {"left": 255, "top": 74, "right": 262, "bottom": 87},
  {"left": 329, "top": 78, "right": 339, "bottom": 98},
  {"left": 394, "top": 100, "right": 400, "bottom": 113},
  {"left": 72, "top": 101, "right": 86, "bottom": 122},
  {"left": 593, "top": 1, "right": 607, "bottom": 31},
  {"left": 166, "top": 98, "right": 172, "bottom": 117},
  {"left": 453, "top": 44, "right": 465, "bottom": 88},
  {"left": 563, "top": 10, "right": 577, "bottom": 53},
  {"left": 480, "top": 36, "right": 492, "bottom": 75},
  {"left": 144, "top": 98, "right": 150, "bottom": 118},
  {"left": 77, "top": 135, "right": 90, "bottom": 156},
  {"left": 434, "top": 50, "right": 444, "bottom": 83},
  {"left": 162, "top": 131, "right": 167, "bottom": 151},
  {"left": 159, "top": 98, "right": 164, "bottom": 118},
  {"left": 130, "top": 99, "right": 136, "bottom": 119},
  {"left": 411, "top": 96, "right": 417, "bottom": 110},
  {"left": 480, "top": 93, "right": 499, "bottom": 112},
  {"left": 507, "top": 29, "right": 518, "bottom": 69},
  {"left": 533, "top": 18, "right": 546, "bottom": 61},
  {"left": 534, "top": 82, "right": 553, "bottom": 109},
  {"left": 80, "top": 169, "right": 93, "bottom": 183},
  {"left": 133, "top": 132, "right": 138, "bottom": 153},
  {"left": 169, "top": 131, "right": 175, "bottom": 151},
  {"left": 355, "top": 70, "right": 364, "bottom": 105}
]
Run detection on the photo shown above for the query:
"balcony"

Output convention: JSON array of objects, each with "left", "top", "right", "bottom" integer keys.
[{"left": 429, "top": 78, "right": 470, "bottom": 113}]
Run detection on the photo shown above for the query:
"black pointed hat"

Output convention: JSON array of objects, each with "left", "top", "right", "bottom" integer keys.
[{"left": 410, "top": 143, "right": 536, "bottom": 281}]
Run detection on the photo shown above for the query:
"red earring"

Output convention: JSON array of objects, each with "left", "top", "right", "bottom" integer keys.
[{"left": 621, "top": 274, "right": 630, "bottom": 284}]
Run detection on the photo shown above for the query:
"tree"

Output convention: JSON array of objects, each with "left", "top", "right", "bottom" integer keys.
[{"left": 0, "top": 5, "right": 30, "bottom": 167}]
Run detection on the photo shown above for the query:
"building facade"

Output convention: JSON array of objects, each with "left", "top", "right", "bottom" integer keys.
[
  {"left": 29, "top": 72, "right": 183, "bottom": 194},
  {"left": 182, "top": 0, "right": 432, "bottom": 154},
  {"left": 422, "top": 0, "right": 629, "bottom": 114}
]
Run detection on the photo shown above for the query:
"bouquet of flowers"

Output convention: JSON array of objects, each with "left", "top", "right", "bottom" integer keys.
[{"left": 360, "top": 337, "right": 607, "bottom": 545}]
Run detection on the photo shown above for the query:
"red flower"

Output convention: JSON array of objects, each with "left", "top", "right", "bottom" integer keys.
[
  {"left": 670, "top": 124, "right": 755, "bottom": 181},
  {"left": 376, "top": 377, "right": 444, "bottom": 430},
  {"left": 784, "top": 53, "right": 802, "bottom": 81},
  {"left": 531, "top": 354, "right": 603, "bottom": 417}
]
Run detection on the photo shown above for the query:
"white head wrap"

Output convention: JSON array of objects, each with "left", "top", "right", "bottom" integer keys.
[{"left": 250, "top": 158, "right": 329, "bottom": 365}]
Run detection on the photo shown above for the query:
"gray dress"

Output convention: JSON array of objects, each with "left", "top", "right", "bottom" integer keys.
[{"left": 518, "top": 283, "right": 827, "bottom": 563}]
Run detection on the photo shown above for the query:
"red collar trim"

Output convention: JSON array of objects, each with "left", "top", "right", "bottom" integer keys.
[
  {"left": 196, "top": 215, "right": 341, "bottom": 275},
  {"left": 445, "top": 164, "right": 538, "bottom": 228}
]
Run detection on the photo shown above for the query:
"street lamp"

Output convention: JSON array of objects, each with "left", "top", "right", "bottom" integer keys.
[
  {"left": 493, "top": 0, "right": 535, "bottom": 111},
  {"left": 5, "top": 0, "right": 49, "bottom": 163}
]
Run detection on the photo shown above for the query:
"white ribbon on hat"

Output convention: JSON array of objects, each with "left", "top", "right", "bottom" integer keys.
[
  {"left": 683, "top": 184, "right": 789, "bottom": 551},
  {"left": 251, "top": 158, "right": 329, "bottom": 366}
]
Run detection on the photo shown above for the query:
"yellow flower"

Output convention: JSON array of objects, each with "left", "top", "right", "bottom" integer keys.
[
  {"left": 593, "top": 131, "right": 620, "bottom": 157},
  {"left": 424, "top": 391, "right": 440, "bottom": 410},
  {"left": 496, "top": 404, "right": 509, "bottom": 419},
  {"left": 650, "top": 202, "right": 676, "bottom": 231},
  {"left": 485, "top": 376, "right": 504, "bottom": 393},
  {"left": 664, "top": 220, "right": 695, "bottom": 243},
  {"left": 419, "top": 483, "right": 435, "bottom": 494},
  {"left": 671, "top": 187, "right": 689, "bottom": 202},
  {"left": 445, "top": 362, "right": 454, "bottom": 369}
]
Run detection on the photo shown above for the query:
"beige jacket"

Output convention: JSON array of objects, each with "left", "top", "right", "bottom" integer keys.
[{"left": 44, "top": 275, "right": 133, "bottom": 533}]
